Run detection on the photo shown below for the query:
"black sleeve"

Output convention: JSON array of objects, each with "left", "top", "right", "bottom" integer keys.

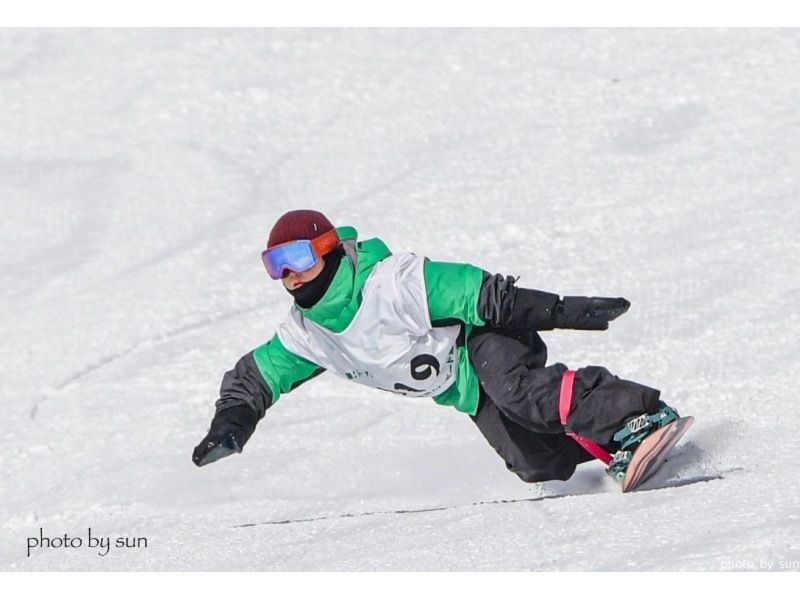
[
  {"left": 214, "top": 351, "right": 275, "bottom": 419},
  {"left": 477, "top": 272, "right": 560, "bottom": 331}
]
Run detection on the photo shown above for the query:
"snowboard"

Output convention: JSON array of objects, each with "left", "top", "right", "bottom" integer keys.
[{"left": 621, "top": 416, "right": 695, "bottom": 493}]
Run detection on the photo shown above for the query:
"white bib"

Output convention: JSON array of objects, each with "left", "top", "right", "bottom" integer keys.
[{"left": 277, "top": 253, "right": 460, "bottom": 397}]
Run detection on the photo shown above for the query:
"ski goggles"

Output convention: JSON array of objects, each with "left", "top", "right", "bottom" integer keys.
[{"left": 261, "top": 228, "right": 340, "bottom": 280}]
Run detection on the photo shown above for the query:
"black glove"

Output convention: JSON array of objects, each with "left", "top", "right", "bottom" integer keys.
[
  {"left": 192, "top": 404, "right": 258, "bottom": 467},
  {"left": 553, "top": 296, "right": 631, "bottom": 330}
]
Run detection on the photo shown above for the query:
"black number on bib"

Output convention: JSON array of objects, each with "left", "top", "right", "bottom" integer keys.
[
  {"left": 410, "top": 354, "right": 440, "bottom": 380},
  {"left": 392, "top": 354, "right": 441, "bottom": 395},
  {"left": 393, "top": 382, "right": 422, "bottom": 394}
]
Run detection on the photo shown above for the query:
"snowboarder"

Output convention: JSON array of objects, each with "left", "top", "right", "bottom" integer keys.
[{"left": 192, "top": 209, "right": 681, "bottom": 485}]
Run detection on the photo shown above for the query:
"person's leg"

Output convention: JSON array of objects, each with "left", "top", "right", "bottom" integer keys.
[
  {"left": 468, "top": 327, "right": 591, "bottom": 482},
  {"left": 493, "top": 327, "right": 548, "bottom": 369},
  {"left": 468, "top": 327, "right": 661, "bottom": 449},
  {"left": 470, "top": 389, "right": 594, "bottom": 482}
]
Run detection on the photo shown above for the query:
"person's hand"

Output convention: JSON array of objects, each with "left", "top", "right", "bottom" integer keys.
[
  {"left": 192, "top": 405, "right": 257, "bottom": 467},
  {"left": 553, "top": 296, "right": 631, "bottom": 330}
]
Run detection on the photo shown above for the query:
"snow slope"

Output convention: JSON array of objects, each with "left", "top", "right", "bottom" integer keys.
[{"left": 1, "top": 28, "right": 799, "bottom": 571}]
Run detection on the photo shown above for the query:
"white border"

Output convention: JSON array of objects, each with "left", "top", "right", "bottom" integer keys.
[{"left": 1, "top": 571, "right": 796, "bottom": 597}]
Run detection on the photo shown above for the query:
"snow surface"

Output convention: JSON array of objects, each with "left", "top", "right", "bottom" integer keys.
[{"left": 1, "top": 28, "right": 799, "bottom": 572}]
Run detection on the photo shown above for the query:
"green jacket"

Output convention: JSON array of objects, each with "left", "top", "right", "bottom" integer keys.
[{"left": 250, "top": 226, "right": 486, "bottom": 415}]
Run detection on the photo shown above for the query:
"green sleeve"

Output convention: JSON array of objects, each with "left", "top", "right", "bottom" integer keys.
[
  {"left": 423, "top": 260, "right": 486, "bottom": 327},
  {"left": 252, "top": 334, "right": 324, "bottom": 403}
]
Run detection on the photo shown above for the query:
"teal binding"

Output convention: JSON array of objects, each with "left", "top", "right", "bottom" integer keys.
[{"left": 606, "top": 401, "right": 680, "bottom": 483}]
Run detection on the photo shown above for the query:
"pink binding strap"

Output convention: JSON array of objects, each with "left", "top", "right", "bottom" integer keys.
[{"left": 559, "top": 370, "right": 613, "bottom": 465}]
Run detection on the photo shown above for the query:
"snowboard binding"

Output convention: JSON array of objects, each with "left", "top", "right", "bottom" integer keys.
[{"left": 606, "top": 401, "right": 680, "bottom": 483}]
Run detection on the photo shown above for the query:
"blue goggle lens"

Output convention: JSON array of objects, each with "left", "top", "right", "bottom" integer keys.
[{"left": 261, "top": 241, "right": 318, "bottom": 280}]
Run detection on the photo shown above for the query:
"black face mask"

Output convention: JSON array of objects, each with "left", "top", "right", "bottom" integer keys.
[{"left": 287, "top": 247, "right": 345, "bottom": 309}]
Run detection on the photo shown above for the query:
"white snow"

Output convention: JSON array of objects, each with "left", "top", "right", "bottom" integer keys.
[{"left": 1, "top": 28, "right": 799, "bottom": 571}]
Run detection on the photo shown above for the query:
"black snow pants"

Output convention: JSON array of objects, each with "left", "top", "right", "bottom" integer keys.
[{"left": 468, "top": 326, "right": 661, "bottom": 483}]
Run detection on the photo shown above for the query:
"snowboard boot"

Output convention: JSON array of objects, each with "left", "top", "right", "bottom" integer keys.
[{"left": 606, "top": 401, "right": 680, "bottom": 483}]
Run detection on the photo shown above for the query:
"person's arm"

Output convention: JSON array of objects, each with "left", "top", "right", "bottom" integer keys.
[
  {"left": 424, "top": 261, "right": 630, "bottom": 331},
  {"left": 192, "top": 334, "right": 323, "bottom": 467},
  {"left": 423, "top": 260, "right": 487, "bottom": 327}
]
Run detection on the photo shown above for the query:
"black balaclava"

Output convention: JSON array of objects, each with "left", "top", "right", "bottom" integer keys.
[{"left": 287, "top": 247, "right": 345, "bottom": 309}]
